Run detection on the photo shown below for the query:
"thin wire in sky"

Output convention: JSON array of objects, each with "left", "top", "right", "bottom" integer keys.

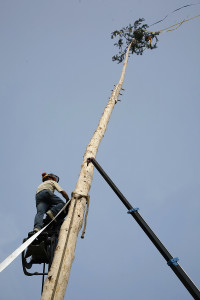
[{"left": 149, "top": 2, "right": 200, "bottom": 27}]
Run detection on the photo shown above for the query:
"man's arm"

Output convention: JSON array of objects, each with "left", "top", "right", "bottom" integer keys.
[{"left": 60, "top": 190, "right": 70, "bottom": 202}]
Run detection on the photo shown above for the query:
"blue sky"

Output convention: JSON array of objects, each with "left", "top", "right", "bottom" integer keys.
[{"left": 0, "top": 0, "right": 200, "bottom": 299}]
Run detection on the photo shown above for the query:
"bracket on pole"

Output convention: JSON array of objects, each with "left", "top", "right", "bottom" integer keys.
[
  {"left": 127, "top": 208, "right": 139, "bottom": 214},
  {"left": 167, "top": 257, "right": 179, "bottom": 266},
  {"left": 87, "top": 157, "right": 94, "bottom": 166}
]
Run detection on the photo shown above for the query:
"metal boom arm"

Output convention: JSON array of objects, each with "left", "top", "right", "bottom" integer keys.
[{"left": 87, "top": 157, "right": 200, "bottom": 300}]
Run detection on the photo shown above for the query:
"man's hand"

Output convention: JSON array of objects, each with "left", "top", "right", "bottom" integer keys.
[{"left": 60, "top": 190, "right": 70, "bottom": 202}]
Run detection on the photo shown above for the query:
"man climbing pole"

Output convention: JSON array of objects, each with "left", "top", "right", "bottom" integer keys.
[{"left": 33, "top": 172, "right": 69, "bottom": 233}]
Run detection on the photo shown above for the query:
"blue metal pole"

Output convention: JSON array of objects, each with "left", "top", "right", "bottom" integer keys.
[{"left": 87, "top": 157, "right": 200, "bottom": 300}]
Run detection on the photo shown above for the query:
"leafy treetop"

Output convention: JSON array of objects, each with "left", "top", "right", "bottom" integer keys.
[{"left": 111, "top": 18, "right": 159, "bottom": 63}]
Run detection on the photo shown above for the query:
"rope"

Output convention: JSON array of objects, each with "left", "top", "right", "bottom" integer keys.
[
  {"left": 147, "top": 14, "right": 200, "bottom": 34},
  {"left": 41, "top": 263, "right": 46, "bottom": 295},
  {"left": 81, "top": 195, "right": 90, "bottom": 239},
  {"left": 149, "top": 3, "right": 200, "bottom": 27},
  {"left": 0, "top": 199, "right": 71, "bottom": 274},
  {"left": 71, "top": 192, "right": 90, "bottom": 239},
  {"left": 71, "top": 192, "right": 89, "bottom": 200},
  {"left": 116, "top": 13, "right": 200, "bottom": 38}
]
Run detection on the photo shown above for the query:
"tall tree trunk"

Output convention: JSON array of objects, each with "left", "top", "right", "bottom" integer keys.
[{"left": 41, "top": 42, "right": 132, "bottom": 300}]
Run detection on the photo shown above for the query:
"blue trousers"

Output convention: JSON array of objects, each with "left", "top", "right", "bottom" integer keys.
[{"left": 34, "top": 189, "right": 65, "bottom": 230}]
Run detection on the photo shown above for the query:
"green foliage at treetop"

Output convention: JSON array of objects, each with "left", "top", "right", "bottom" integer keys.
[{"left": 111, "top": 18, "right": 159, "bottom": 63}]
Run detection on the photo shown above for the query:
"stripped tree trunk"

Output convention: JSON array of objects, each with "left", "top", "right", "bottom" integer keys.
[{"left": 41, "top": 42, "right": 133, "bottom": 300}]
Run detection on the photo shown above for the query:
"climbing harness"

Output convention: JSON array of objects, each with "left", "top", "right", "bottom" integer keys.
[
  {"left": 22, "top": 216, "right": 66, "bottom": 295},
  {"left": 87, "top": 157, "right": 200, "bottom": 300}
]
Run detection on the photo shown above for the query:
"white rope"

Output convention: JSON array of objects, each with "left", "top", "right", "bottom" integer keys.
[{"left": 0, "top": 199, "right": 71, "bottom": 273}]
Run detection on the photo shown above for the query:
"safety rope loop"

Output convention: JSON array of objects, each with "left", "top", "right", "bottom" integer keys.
[
  {"left": 71, "top": 192, "right": 90, "bottom": 239},
  {"left": 71, "top": 192, "right": 90, "bottom": 201}
]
